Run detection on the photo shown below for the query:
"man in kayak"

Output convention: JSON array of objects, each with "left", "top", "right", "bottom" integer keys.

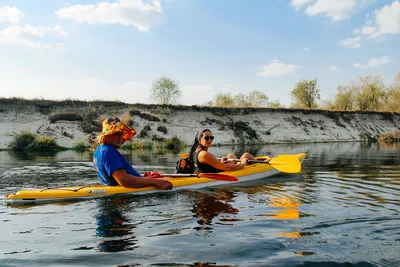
[
  {"left": 93, "top": 116, "right": 173, "bottom": 190},
  {"left": 188, "top": 129, "right": 255, "bottom": 173}
]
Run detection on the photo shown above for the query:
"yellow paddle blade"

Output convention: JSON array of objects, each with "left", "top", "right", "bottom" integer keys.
[
  {"left": 179, "top": 153, "right": 189, "bottom": 158},
  {"left": 268, "top": 155, "right": 302, "bottom": 173}
]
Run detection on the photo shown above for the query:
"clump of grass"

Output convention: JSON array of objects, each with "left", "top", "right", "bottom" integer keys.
[
  {"left": 121, "top": 136, "right": 185, "bottom": 152},
  {"left": 8, "top": 131, "right": 63, "bottom": 151},
  {"left": 33, "top": 137, "right": 62, "bottom": 151},
  {"left": 122, "top": 139, "right": 145, "bottom": 150},
  {"left": 8, "top": 131, "right": 36, "bottom": 151},
  {"left": 165, "top": 136, "right": 186, "bottom": 150},
  {"left": 379, "top": 130, "right": 400, "bottom": 143},
  {"left": 72, "top": 141, "right": 91, "bottom": 151},
  {"left": 359, "top": 132, "right": 377, "bottom": 142}
]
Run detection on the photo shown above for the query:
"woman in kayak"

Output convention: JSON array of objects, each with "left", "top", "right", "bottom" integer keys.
[
  {"left": 93, "top": 116, "right": 173, "bottom": 190},
  {"left": 189, "top": 129, "right": 255, "bottom": 173}
]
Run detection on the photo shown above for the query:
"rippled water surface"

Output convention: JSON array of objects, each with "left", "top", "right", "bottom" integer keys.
[{"left": 0, "top": 142, "right": 399, "bottom": 267}]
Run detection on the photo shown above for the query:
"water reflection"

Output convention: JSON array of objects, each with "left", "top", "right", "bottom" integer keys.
[
  {"left": 191, "top": 191, "right": 239, "bottom": 225},
  {"left": 8, "top": 150, "right": 58, "bottom": 160},
  {"left": 1, "top": 141, "right": 400, "bottom": 266},
  {"left": 268, "top": 195, "right": 301, "bottom": 220},
  {"left": 94, "top": 197, "right": 137, "bottom": 252}
]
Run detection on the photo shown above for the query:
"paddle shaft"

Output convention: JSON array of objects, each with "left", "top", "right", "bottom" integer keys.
[
  {"left": 225, "top": 159, "right": 270, "bottom": 164},
  {"left": 158, "top": 172, "right": 238, "bottom": 182}
]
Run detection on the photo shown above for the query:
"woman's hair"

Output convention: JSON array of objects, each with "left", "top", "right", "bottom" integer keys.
[{"left": 189, "top": 129, "right": 211, "bottom": 162}]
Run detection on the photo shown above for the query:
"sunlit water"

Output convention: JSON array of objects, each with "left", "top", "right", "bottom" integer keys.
[{"left": 0, "top": 142, "right": 399, "bottom": 267}]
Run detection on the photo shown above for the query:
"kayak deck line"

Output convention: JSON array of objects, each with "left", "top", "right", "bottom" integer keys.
[
  {"left": 4, "top": 153, "right": 307, "bottom": 205},
  {"left": 39, "top": 186, "right": 93, "bottom": 192}
]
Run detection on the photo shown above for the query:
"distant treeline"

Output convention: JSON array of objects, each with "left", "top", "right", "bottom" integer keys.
[
  {"left": 2, "top": 70, "right": 399, "bottom": 113},
  {"left": 208, "top": 71, "right": 400, "bottom": 113}
]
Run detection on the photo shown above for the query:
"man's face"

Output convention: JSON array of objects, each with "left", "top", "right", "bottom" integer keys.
[{"left": 104, "top": 131, "right": 124, "bottom": 147}]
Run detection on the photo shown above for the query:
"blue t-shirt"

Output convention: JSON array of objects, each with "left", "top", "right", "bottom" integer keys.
[{"left": 93, "top": 144, "right": 142, "bottom": 186}]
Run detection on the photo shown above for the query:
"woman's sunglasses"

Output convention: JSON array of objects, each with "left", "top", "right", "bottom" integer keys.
[{"left": 203, "top": 136, "right": 214, "bottom": 141}]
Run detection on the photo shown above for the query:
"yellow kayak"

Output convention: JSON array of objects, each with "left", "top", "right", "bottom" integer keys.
[{"left": 5, "top": 153, "right": 307, "bottom": 204}]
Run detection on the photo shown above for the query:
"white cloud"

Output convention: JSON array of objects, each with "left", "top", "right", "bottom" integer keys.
[
  {"left": 55, "top": 0, "right": 166, "bottom": 32},
  {"left": 290, "top": 0, "right": 314, "bottom": 9},
  {"left": 353, "top": 56, "right": 390, "bottom": 68},
  {"left": 341, "top": 1, "right": 400, "bottom": 48},
  {"left": 0, "top": 24, "right": 67, "bottom": 49},
  {"left": 0, "top": 6, "right": 23, "bottom": 25},
  {"left": 355, "top": 0, "right": 400, "bottom": 39},
  {"left": 329, "top": 66, "right": 344, "bottom": 72},
  {"left": 339, "top": 36, "right": 361, "bottom": 48},
  {"left": 292, "top": 0, "right": 373, "bottom": 21},
  {"left": 303, "top": 47, "right": 310, "bottom": 51},
  {"left": 257, "top": 59, "right": 300, "bottom": 77}
]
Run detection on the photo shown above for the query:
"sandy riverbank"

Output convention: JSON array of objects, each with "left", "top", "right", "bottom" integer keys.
[{"left": 0, "top": 98, "right": 399, "bottom": 150}]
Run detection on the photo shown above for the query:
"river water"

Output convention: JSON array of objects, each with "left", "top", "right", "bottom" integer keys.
[{"left": 0, "top": 142, "right": 399, "bottom": 267}]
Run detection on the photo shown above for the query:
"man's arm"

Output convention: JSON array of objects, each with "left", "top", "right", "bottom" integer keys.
[{"left": 112, "top": 169, "right": 173, "bottom": 190}]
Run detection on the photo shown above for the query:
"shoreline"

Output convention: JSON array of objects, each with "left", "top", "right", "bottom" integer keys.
[{"left": 1, "top": 98, "right": 399, "bottom": 150}]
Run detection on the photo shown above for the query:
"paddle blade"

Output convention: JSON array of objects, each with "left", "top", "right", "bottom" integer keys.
[
  {"left": 198, "top": 173, "right": 238, "bottom": 182},
  {"left": 268, "top": 155, "right": 301, "bottom": 173}
]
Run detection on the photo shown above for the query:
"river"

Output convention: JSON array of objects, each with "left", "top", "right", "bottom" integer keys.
[{"left": 0, "top": 142, "right": 399, "bottom": 267}]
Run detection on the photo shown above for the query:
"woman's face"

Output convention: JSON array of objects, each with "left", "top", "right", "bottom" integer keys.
[{"left": 200, "top": 131, "right": 214, "bottom": 148}]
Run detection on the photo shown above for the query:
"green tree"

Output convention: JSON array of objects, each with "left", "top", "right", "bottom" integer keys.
[
  {"left": 354, "top": 75, "right": 386, "bottom": 111},
  {"left": 245, "top": 90, "right": 269, "bottom": 107},
  {"left": 267, "top": 100, "right": 281, "bottom": 108},
  {"left": 384, "top": 87, "right": 400, "bottom": 112},
  {"left": 208, "top": 92, "right": 235, "bottom": 107},
  {"left": 383, "top": 71, "right": 400, "bottom": 112},
  {"left": 330, "top": 85, "right": 356, "bottom": 111},
  {"left": 209, "top": 90, "right": 270, "bottom": 107},
  {"left": 150, "top": 76, "right": 181, "bottom": 105},
  {"left": 233, "top": 92, "right": 251, "bottom": 107},
  {"left": 291, "top": 79, "right": 320, "bottom": 108},
  {"left": 394, "top": 70, "right": 400, "bottom": 87}
]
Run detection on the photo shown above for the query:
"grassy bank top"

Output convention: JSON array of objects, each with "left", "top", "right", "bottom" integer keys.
[{"left": 1, "top": 97, "right": 399, "bottom": 117}]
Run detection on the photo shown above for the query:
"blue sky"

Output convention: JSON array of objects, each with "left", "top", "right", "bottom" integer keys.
[{"left": 0, "top": 0, "right": 399, "bottom": 106}]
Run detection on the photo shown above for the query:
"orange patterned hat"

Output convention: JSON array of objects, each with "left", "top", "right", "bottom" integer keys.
[{"left": 94, "top": 116, "right": 136, "bottom": 144}]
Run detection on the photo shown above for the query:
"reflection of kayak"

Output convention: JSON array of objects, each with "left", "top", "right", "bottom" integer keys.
[{"left": 5, "top": 153, "right": 307, "bottom": 205}]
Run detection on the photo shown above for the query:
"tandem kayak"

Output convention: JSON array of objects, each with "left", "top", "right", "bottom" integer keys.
[{"left": 4, "top": 153, "right": 307, "bottom": 205}]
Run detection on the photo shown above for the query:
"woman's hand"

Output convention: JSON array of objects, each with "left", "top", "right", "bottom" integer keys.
[
  {"left": 220, "top": 156, "right": 228, "bottom": 163},
  {"left": 240, "top": 158, "right": 248, "bottom": 165}
]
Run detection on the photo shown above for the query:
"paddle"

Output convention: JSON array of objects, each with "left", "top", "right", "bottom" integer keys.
[
  {"left": 226, "top": 155, "right": 301, "bottom": 174},
  {"left": 143, "top": 172, "right": 238, "bottom": 182}
]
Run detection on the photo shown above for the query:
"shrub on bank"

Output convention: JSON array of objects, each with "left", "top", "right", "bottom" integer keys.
[
  {"left": 8, "top": 131, "right": 63, "bottom": 151},
  {"left": 72, "top": 141, "right": 92, "bottom": 151},
  {"left": 165, "top": 136, "right": 186, "bottom": 150},
  {"left": 33, "top": 136, "right": 60, "bottom": 151},
  {"left": 379, "top": 130, "right": 400, "bottom": 143},
  {"left": 121, "top": 136, "right": 186, "bottom": 151},
  {"left": 8, "top": 131, "right": 36, "bottom": 151}
]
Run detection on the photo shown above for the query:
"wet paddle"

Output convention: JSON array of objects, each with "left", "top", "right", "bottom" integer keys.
[{"left": 226, "top": 155, "right": 301, "bottom": 174}]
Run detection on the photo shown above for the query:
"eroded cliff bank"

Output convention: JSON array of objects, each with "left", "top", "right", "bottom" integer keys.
[{"left": 0, "top": 98, "right": 399, "bottom": 150}]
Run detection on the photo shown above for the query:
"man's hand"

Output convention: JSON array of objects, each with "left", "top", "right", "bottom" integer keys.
[{"left": 153, "top": 179, "right": 173, "bottom": 190}]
